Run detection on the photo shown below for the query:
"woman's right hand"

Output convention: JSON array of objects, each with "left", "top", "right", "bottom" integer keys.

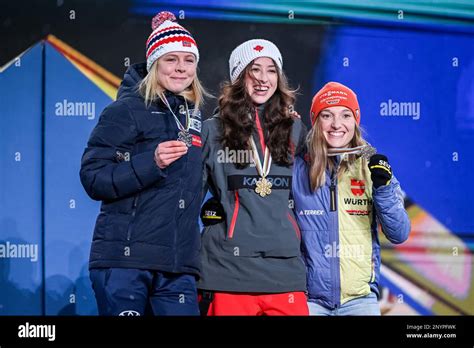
[{"left": 154, "top": 140, "right": 188, "bottom": 169}]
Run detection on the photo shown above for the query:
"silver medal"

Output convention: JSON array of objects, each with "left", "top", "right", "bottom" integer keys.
[
  {"left": 359, "top": 143, "right": 377, "bottom": 160},
  {"left": 328, "top": 142, "right": 377, "bottom": 161},
  {"left": 178, "top": 130, "right": 193, "bottom": 147}
]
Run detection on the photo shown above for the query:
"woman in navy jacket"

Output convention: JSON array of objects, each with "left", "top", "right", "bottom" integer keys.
[{"left": 80, "top": 11, "right": 207, "bottom": 316}]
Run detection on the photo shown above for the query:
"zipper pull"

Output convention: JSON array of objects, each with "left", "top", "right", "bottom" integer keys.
[
  {"left": 330, "top": 169, "right": 337, "bottom": 212},
  {"left": 330, "top": 184, "right": 336, "bottom": 212}
]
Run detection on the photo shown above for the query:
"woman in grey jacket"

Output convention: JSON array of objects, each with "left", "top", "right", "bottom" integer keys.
[{"left": 198, "top": 39, "right": 309, "bottom": 315}]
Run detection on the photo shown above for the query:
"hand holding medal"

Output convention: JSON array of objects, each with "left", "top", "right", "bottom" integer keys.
[{"left": 154, "top": 140, "right": 188, "bottom": 169}]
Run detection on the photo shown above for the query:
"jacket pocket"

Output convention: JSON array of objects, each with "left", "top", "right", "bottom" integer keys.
[
  {"left": 227, "top": 191, "right": 240, "bottom": 239},
  {"left": 287, "top": 212, "right": 301, "bottom": 240},
  {"left": 126, "top": 193, "right": 140, "bottom": 241},
  {"left": 103, "top": 213, "right": 133, "bottom": 242},
  {"left": 92, "top": 213, "right": 108, "bottom": 240}
]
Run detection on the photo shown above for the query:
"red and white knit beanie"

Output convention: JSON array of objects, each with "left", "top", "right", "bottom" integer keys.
[{"left": 145, "top": 11, "right": 199, "bottom": 72}]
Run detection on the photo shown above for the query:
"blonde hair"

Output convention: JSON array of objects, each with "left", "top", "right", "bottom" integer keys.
[
  {"left": 307, "top": 116, "right": 366, "bottom": 191},
  {"left": 138, "top": 60, "right": 210, "bottom": 110}
]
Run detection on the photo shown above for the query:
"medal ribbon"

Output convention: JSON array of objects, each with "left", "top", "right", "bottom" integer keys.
[
  {"left": 250, "top": 136, "right": 272, "bottom": 179},
  {"left": 160, "top": 92, "right": 190, "bottom": 133},
  {"left": 248, "top": 110, "right": 272, "bottom": 179}
]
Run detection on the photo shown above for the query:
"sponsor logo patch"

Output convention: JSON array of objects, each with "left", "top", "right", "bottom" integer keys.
[
  {"left": 191, "top": 134, "right": 202, "bottom": 147},
  {"left": 227, "top": 175, "right": 292, "bottom": 190},
  {"left": 351, "top": 179, "right": 365, "bottom": 196},
  {"left": 118, "top": 310, "right": 141, "bottom": 316}
]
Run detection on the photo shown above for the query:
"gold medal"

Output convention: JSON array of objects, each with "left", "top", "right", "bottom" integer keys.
[{"left": 255, "top": 177, "right": 272, "bottom": 197}]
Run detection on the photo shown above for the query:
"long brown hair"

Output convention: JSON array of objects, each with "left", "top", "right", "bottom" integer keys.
[
  {"left": 218, "top": 61, "right": 296, "bottom": 168},
  {"left": 307, "top": 116, "right": 366, "bottom": 191}
]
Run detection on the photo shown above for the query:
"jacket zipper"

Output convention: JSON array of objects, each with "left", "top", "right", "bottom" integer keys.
[
  {"left": 174, "top": 187, "right": 182, "bottom": 270},
  {"left": 228, "top": 191, "right": 240, "bottom": 239},
  {"left": 254, "top": 109, "right": 266, "bottom": 153},
  {"left": 126, "top": 194, "right": 139, "bottom": 241},
  {"left": 370, "top": 258, "right": 376, "bottom": 283},
  {"left": 330, "top": 162, "right": 341, "bottom": 309},
  {"left": 287, "top": 212, "right": 301, "bottom": 240},
  {"left": 330, "top": 169, "right": 337, "bottom": 212}
]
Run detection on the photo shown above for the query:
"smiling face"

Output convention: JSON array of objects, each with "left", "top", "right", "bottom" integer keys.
[
  {"left": 155, "top": 51, "right": 197, "bottom": 93},
  {"left": 244, "top": 57, "right": 278, "bottom": 105},
  {"left": 319, "top": 106, "right": 356, "bottom": 148}
]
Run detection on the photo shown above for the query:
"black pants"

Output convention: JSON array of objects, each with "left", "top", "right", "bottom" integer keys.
[{"left": 90, "top": 268, "right": 199, "bottom": 316}]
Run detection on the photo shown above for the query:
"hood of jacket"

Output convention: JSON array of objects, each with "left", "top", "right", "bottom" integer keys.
[{"left": 117, "top": 62, "right": 147, "bottom": 100}]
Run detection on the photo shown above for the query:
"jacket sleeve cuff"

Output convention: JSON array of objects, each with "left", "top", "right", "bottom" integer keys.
[{"left": 131, "top": 150, "right": 167, "bottom": 188}]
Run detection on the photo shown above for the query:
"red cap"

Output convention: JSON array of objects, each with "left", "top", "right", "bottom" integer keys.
[{"left": 310, "top": 82, "right": 360, "bottom": 126}]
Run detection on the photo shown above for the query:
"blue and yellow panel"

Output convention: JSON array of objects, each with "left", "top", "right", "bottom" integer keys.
[
  {"left": 0, "top": 44, "right": 43, "bottom": 315},
  {"left": 314, "top": 25, "right": 474, "bottom": 314},
  {"left": 43, "top": 36, "right": 119, "bottom": 315}
]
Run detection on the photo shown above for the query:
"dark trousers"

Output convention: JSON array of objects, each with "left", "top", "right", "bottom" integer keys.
[{"left": 90, "top": 268, "right": 199, "bottom": 316}]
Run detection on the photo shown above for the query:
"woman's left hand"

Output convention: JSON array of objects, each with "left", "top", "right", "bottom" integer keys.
[{"left": 368, "top": 154, "right": 392, "bottom": 188}]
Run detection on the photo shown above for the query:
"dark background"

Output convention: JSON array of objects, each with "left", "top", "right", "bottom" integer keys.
[{"left": 1, "top": 0, "right": 324, "bottom": 120}]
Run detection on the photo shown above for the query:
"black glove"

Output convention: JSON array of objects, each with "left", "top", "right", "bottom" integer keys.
[
  {"left": 368, "top": 154, "right": 392, "bottom": 189},
  {"left": 200, "top": 197, "right": 225, "bottom": 226}
]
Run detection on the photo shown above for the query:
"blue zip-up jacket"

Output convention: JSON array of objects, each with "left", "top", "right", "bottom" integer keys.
[
  {"left": 292, "top": 155, "right": 410, "bottom": 309},
  {"left": 80, "top": 63, "right": 202, "bottom": 276}
]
